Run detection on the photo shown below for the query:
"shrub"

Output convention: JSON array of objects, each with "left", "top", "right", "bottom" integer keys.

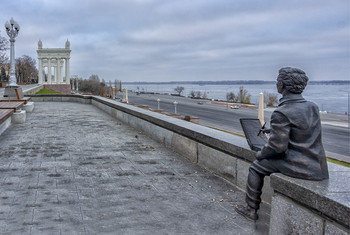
[
  {"left": 79, "top": 79, "right": 107, "bottom": 96},
  {"left": 264, "top": 92, "right": 278, "bottom": 107}
]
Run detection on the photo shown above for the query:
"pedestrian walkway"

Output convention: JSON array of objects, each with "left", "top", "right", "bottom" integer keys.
[{"left": 0, "top": 102, "right": 269, "bottom": 234}]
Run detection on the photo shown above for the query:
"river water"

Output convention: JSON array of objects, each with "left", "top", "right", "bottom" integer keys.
[{"left": 124, "top": 83, "right": 349, "bottom": 114}]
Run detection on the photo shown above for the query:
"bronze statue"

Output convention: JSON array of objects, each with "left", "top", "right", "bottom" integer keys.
[{"left": 235, "top": 67, "right": 329, "bottom": 221}]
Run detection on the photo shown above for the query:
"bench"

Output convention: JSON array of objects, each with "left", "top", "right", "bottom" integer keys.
[
  {"left": 0, "top": 101, "right": 25, "bottom": 111},
  {"left": 0, "top": 109, "right": 14, "bottom": 125},
  {"left": 0, "top": 96, "right": 31, "bottom": 104},
  {"left": 0, "top": 88, "right": 31, "bottom": 104}
]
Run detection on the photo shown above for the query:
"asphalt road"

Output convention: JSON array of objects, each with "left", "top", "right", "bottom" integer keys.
[{"left": 118, "top": 92, "right": 350, "bottom": 160}]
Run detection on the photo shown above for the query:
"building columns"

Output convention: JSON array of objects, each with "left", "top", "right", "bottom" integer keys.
[
  {"left": 38, "top": 58, "right": 42, "bottom": 84},
  {"left": 37, "top": 40, "right": 71, "bottom": 85},
  {"left": 48, "top": 59, "right": 52, "bottom": 84},
  {"left": 39, "top": 57, "right": 70, "bottom": 84},
  {"left": 65, "top": 58, "right": 70, "bottom": 84},
  {"left": 57, "top": 59, "right": 61, "bottom": 84}
]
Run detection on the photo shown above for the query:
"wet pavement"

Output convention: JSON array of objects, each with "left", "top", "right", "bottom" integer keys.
[{"left": 0, "top": 102, "right": 269, "bottom": 234}]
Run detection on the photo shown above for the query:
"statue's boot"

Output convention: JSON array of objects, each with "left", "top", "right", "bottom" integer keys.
[{"left": 235, "top": 204, "right": 258, "bottom": 221}]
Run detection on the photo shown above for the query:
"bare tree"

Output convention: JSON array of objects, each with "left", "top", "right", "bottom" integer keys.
[
  {"left": 190, "top": 90, "right": 196, "bottom": 98},
  {"left": 237, "top": 86, "right": 251, "bottom": 104},
  {"left": 0, "top": 30, "right": 8, "bottom": 65},
  {"left": 174, "top": 86, "right": 185, "bottom": 96},
  {"left": 0, "top": 67, "right": 7, "bottom": 81},
  {"left": 226, "top": 92, "right": 236, "bottom": 102},
  {"left": 264, "top": 92, "right": 278, "bottom": 107},
  {"left": 89, "top": 74, "right": 100, "bottom": 82},
  {"left": 15, "top": 55, "right": 38, "bottom": 83},
  {"left": 196, "top": 91, "right": 202, "bottom": 99}
]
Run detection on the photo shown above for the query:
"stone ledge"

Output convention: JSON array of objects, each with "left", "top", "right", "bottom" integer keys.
[
  {"left": 0, "top": 116, "right": 11, "bottom": 135},
  {"left": 30, "top": 94, "right": 92, "bottom": 99},
  {"left": 270, "top": 163, "right": 350, "bottom": 229},
  {"left": 23, "top": 85, "right": 44, "bottom": 95}
]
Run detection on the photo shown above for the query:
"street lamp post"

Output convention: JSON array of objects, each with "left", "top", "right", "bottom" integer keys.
[
  {"left": 76, "top": 78, "right": 79, "bottom": 92},
  {"left": 72, "top": 79, "right": 75, "bottom": 90},
  {"left": 173, "top": 101, "right": 178, "bottom": 114},
  {"left": 157, "top": 98, "right": 160, "bottom": 110},
  {"left": 5, "top": 18, "right": 20, "bottom": 87}
]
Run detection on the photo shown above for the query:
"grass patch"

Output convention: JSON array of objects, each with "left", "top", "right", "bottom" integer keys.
[
  {"left": 327, "top": 157, "right": 350, "bottom": 168},
  {"left": 36, "top": 88, "right": 61, "bottom": 94}
]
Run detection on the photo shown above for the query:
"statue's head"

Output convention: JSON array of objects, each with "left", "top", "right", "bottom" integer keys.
[{"left": 277, "top": 67, "right": 309, "bottom": 94}]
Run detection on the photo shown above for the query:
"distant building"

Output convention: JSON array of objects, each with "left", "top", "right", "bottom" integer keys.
[{"left": 37, "top": 40, "right": 71, "bottom": 84}]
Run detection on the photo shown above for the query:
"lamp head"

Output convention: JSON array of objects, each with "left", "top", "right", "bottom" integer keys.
[
  {"left": 5, "top": 21, "right": 10, "bottom": 31},
  {"left": 14, "top": 22, "right": 20, "bottom": 31}
]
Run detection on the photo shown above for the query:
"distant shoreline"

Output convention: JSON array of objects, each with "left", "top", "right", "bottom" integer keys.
[{"left": 123, "top": 80, "right": 349, "bottom": 86}]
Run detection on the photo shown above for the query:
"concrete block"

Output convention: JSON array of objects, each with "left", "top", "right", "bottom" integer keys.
[
  {"left": 44, "top": 96, "right": 54, "bottom": 102},
  {"left": 132, "top": 117, "right": 152, "bottom": 135},
  {"left": 111, "top": 108, "right": 118, "bottom": 119},
  {"left": 172, "top": 133, "right": 198, "bottom": 163},
  {"left": 31, "top": 97, "right": 43, "bottom": 102},
  {"left": 61, "top": 96, "right": 75, "bottom": 102},
  {"left": 236, "top": 159, "right": 251, "bottom": 190},
  {"left": 128, "top": 115, "right": 140, "bottom": 129},
  {"left": 116, "top": 111, "right": 129, "bottom": 124},
  {"left": 96, "top": 101, "right": 105, "bottom": 111},
  {"left": 270, "top": 172, "right": 350, "bottom": 228},
  {"left": 0, "top": 117, "right": 11, "bottom": 135},
  {"left": 156, "top": 125, "right": 174, "bottom": 147},
  {"left": 91, "top": 100, "right": 99, "bottom": 108},
  {"left": 147, "top": 124, "right": 174, "bottom": 147},
  {"left": 325, "top": 221, "right": 349, "bottom": 235},
  {"left": 22, "top": 102, "right": 34, "bottom": 113},
  {"left": 269, "top": 193, "right": 323, "bottom": 235},
  {"left": 11, "top": 110, "right": 26, "bottom": 124},
  {"left": 95, "top": 101, "right": 112, "bottom": 116},
  {"left": 105, "top": 105, "right": 113, "bottom": 116},
  {"left": 198, "top": 143, "right": 237, "bottom": 184},
  {"left": 51, "top": 97, "right": 62, "bottom": 102}
]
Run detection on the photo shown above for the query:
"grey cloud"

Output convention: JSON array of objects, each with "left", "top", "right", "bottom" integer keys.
[{"left": 0, "top": 0, "right": 348, "bottom": 82}]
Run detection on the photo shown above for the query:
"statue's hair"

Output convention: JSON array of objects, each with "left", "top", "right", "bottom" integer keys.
[{"left": 278, "top": 67, "right": 309, "bottom": 94}]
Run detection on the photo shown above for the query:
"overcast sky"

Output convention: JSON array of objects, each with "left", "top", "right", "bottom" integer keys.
[{"left": 1, "top": 0, "right": 349, "bottom": 82}]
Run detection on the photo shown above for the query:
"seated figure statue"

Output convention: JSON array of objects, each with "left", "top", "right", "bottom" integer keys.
[{"left": 235, "top": 67, "right": 329, "bottom": 221}]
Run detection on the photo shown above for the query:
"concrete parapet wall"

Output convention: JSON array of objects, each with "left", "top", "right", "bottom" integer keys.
[
  {"left": 30, "top": 94, "right": 92, "bottom": 104},
  {"left": 23, "top": 85, "right": 44, "bottom": 95},
  {"left": 28, "top": 94, "right": 350, "bottom": 234},
  {"left": 0, "top": 117, "right": 11, "bottom": 136},
  {"left": 269, "top": 164, "right": 349, "bottom": 234}
]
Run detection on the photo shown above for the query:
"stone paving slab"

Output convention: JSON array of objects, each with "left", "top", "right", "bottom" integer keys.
[{"left": 0, "top": 102, "right": 269, "bottom": 234}]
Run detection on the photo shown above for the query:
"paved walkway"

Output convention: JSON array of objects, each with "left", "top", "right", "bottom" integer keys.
[{"left": 0, "top": 102, "right": 269, "bottom": 234}]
